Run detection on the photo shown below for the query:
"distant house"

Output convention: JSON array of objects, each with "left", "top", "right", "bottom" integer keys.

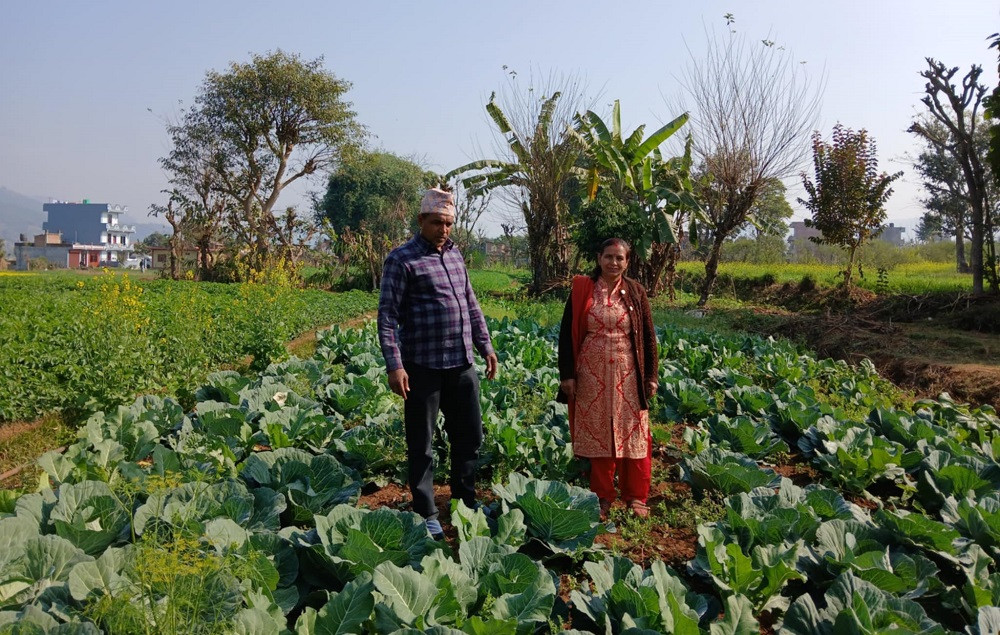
[
  {"left": 148, "top": 246, "right": 198, "bottom": 271},
  {"left": 13, "top": 200, "right": 137, "bottom": 270},
  {"left": 787, "top": 220, "right": 907, "bottom": 250},
  {"left": 788, "top": 221, "right": 822, "bottom": 243},
  {"left": 879, "top": 223, "right": 906, "bottom": 246}
]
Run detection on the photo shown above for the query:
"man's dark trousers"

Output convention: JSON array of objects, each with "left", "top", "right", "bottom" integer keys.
[{"left": 403, "top": 362, "right": 483, "bottom": 520}]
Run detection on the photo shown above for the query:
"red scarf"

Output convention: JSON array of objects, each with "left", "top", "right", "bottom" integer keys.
[{"left": 568, "top": 275, "right": 595, "bottom": 432}]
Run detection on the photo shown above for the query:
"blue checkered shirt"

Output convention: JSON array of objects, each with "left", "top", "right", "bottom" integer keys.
[{"left": 378, "top": 234, "right": 494, "bottom": 372}]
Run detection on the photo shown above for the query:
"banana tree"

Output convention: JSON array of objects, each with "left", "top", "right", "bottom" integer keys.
[
  {"left": 572, "top": 101, "right": 703, "bottom": 293},
  {"left": 447, "top": 91, "right": 580, "bottom": 293}
]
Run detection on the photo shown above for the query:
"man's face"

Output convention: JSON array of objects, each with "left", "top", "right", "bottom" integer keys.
[{"left": 418, "top": 213, "right": 455, "bottom": 249}]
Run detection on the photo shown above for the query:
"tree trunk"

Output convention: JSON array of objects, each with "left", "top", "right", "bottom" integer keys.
[
  {"left": 641, "top": 243, "right": 670, "bottom": 296},
  {"left": 165, "top": 203, "right": 182, "bottom": 281},
  {"left": 524, "top": 198, "right": 565, "bottom": 294},
  {"left": 198, "top": 236, "right": 212, "bottom": 279},
  {"left": 955, "top": 221, "right": 969, "bottom": 273},
  {"left": 697, "top": 233, "right": 727, "bottom": 307},
  {"left": 844, "top": 244, "right": 857, "bottom": 288},
  {"left": 970, "top": 198, "right": 985, "bottom": 296},
  {"left": 664, "top": 243, "right": 681, "bottom": 303},
  {"left": 983, "top": 193, "right": 998, "bottom": 294},
  {"left": 527, "top": 230, "right": 551, "bottom": 293},
  {"left": 168, "top": 233, "right": 181, "bottom": 280}
]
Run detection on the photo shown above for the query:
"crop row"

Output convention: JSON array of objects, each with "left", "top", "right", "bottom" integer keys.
[
  {"left": 0, "top": 272, "right": 377, "bottom": 422},
  {"left": 658, "top": 326, "right": 1000, "bottom": 632},
  {"left": 1, "top": 318, "right": 998, "bottom": 633}
]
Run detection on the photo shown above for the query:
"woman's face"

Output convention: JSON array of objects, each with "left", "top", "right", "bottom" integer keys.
[{"left": 599, "top": 244, "right": 628, "bottom": 278}]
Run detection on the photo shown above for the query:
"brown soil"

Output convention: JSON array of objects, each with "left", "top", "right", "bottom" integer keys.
[
  {"left": 875, "top": 357, "right": 1000, "bottom": 408},
  {"left": 719, "top": 291, "right": 1000, "bottom": 409},
  {"left": 771, "top": 461, "right": 821, "bottom": 486}
]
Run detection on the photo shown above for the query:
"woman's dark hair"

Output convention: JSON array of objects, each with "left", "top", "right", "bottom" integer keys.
[{"left": 591, "top": 237, "right": 632, "bottom": 279}]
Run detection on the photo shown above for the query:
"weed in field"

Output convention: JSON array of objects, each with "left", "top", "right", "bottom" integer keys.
[{"left": 657, "top": 489, "right": 727, "bottom": 531}]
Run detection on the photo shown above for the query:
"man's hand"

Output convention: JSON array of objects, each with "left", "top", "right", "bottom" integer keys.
[
  {"left": 560, "top": 378, "right": 576, "bottom": 400},
  {"left": 485, "top": 353, "right": 498, "bottom": 380},
  {"left": 388, "top": 368, "right": 410, "bottom": 399}
]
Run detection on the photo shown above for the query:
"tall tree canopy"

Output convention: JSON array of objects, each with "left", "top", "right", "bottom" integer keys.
[
  {"left": 744, "top": 179, "right": 794, "bottom": 239},
  {"left": 159, "top": 50, "right": 365, "bottom": 275},
  {"left": 313, "top": 151, "right": 435, "bottom": 289},
  {"left": 799, "top": 124, "right": 903, "bottom": 288}
]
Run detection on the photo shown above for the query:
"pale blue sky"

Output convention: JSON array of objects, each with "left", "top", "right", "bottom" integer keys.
[{"left": 1, "top": 0, "right": 997, "bottom": 237}]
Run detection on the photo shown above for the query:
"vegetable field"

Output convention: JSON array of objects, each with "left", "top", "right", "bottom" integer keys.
[
  {"left": 674, "top": 261, "right": 973, "bottom": 295},
  {"left": 0, "top": 272, "right": 377, "bottom": 422},
  {"left": 2, "top": 315, "right": 1000, "bottom": 633}
]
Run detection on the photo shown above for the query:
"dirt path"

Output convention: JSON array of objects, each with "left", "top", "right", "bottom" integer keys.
[{"left": 285, "top": 312, "right": 376, "bottom": 358}]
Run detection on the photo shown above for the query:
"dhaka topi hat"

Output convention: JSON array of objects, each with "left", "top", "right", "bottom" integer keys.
[{"left": 420, "top": 187, "right": 456, "bottom": 217}]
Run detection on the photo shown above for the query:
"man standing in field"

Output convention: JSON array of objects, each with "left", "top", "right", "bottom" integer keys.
[{"left": 378, "top": 186, "right": 498, "bottom": 540}]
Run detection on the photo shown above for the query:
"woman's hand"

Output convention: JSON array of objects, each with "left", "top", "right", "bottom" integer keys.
[
  {"left": 645, "top": 380, "right": 658, "bottom": 399},
  {"left": 560, "top": 378, "right": 576, "bottom": 400}
]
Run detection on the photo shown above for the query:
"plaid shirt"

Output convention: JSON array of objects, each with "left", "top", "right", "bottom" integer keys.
[{"left": 378, "top": 234, "right": 494, "bottom": 372}]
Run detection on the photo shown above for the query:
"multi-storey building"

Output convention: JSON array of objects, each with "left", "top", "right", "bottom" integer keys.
[{"left": 14, "top": 200, "right": 136, "bottom": 269}]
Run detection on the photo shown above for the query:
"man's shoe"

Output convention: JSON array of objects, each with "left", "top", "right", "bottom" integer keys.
[
  {"left": 455, "top": 499, "right": 495, "bottom": 519},
  {"left": 425, "top": 518, "right": 446, "bottom": 541}
]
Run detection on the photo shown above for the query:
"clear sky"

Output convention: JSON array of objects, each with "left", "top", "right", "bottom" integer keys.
[{"left": 1, "top": 0, "right": 997, "bottom": 237}]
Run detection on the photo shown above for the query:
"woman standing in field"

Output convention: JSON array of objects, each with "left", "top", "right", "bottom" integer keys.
[{"left": 558, "top": 238, "right": 658, "bottom": 520}]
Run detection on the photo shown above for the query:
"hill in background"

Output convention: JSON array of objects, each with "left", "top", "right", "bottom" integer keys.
[{"left": 0, "top": 187, "right": 44, "bottom": 247}]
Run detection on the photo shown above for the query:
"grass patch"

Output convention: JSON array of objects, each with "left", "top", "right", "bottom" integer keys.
[
  {"left": 0, "top": 413, "right": 75, "bottom": 490},
  {"left": 675, "top": 261, "right": 972, "bottom": 295}
]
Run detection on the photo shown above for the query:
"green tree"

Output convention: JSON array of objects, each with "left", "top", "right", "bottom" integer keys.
[
  {"left": 163, "top": 50, "right": 364, "bottom": 272},
  {"left": 908, "top": 116, "right": 994, "bottom": 271},
  {"left": 571, "top": 100, "right": 699, "bottom": 293},
  {"left": 798, "top": 124, "right": 903, "bottom": 288},
  {"left": 314, "top": 151, "right": 436, "bottom": 288},
  {"left": 571, "top": 189, "right": 645, "bottom": 264},
  {"left": 139, "top": 232, "right": 170, "bottom": 248},
  {"left": 985, "top": 33, "right": 1000, "bottom": 189},
  {"left": 448, "top": 78, "right": 585, "bottom": 294},
  {"left": 744, "top": 179, "right": 794, "bottom": 239},
  {"left": 315, "top": 151, "right": 435, "bottom": 242}
]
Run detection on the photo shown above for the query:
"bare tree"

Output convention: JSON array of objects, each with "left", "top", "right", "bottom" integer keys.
[
  {"left": 149, "top": 198, "right": 185, "bottom": 280},
  {"left": 673, "top": 29, "right": 822, "bottom": 306},
  {"left": 908, "top": 59, "right": 995, "bottom": 295},
  {"left": 158, "top": 115, "right": 230, "bottom": 279}
]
